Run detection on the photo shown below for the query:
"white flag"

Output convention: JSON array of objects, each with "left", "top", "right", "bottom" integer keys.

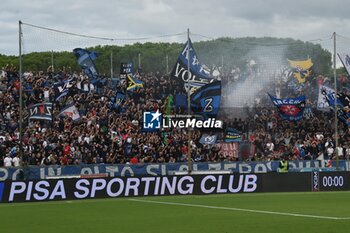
[
  {"left": 317, "top": 85, "right": 334, "bottom": 111},
  {"left": 59, "top": 104, "right": 81, "bottom": 121},
  {"left": 338, "top": 53, "right": 350, "bottom": 75}
]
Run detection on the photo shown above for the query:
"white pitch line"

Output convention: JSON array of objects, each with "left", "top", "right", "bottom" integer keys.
[{"left": 128, "top": 198, "right": 350, "bottom": 220}]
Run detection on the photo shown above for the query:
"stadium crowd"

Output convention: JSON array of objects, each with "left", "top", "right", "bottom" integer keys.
[{"left": 0, "top": 63, "right": 350, "bottom": 168}]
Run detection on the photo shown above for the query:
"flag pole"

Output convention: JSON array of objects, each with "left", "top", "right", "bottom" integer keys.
[
  {"left": 333, "top": 32, "right": 339, "bottom": 170},
  {"left": 166, "top": 54, "right": 169, "bottom": 74},
  {"left": 51, "top": 50, "right": 54, "bottom": 73},
  {"left": 138, "top": 53, "right": 141, "bottom": 69},
  {"left": 19, "top": 20, "right": 24, "bottom": 168},
  {"left": 187, "top": 28, "right": 192, "bottom": 174},
  {"left": 110, "top": 51, "right": 113, "bottom": 80}
]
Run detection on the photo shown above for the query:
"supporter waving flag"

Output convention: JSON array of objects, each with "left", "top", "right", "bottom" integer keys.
[
  {"left": 73, "top": 48, "right": 99, "bottom": 80},
  {"left": 268, "top": 93, "right": 306, "bottom": 121}
]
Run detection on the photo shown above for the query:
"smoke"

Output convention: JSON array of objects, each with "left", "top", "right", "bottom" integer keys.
[{"left": 222, "top": 44, "right": 289, "bottom": 116}]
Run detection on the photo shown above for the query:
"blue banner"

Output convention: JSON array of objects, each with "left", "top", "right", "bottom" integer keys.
[
  {"left": 73, "top": 48, "right": 99, "bottom": 80},
  {"left": 0, "top": 160, "right": 336, "bottom": 181},
  {"left": 268, "top": 93, "right": 306, "bottom": 121},
  {"left": 0, "top": 182, "right": 3, "bottom": 201}
]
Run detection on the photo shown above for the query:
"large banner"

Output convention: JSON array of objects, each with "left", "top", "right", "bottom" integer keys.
[
  {"left": 0, "top": 160, "right": 329, "bottom": 181},
  {"left": 28, "top": 103, "right": 53, "bottom": 121},
  {"left": 268, "top": 93, "right": 306, "bottom": 121},
  {"left": 0, "top": 174, "right": 260, "bottom": 203},
  {"left": 219, "top": 142, "right": 239, "bottom": 159},
  {"left": 2, "top": 172, "right": 349, "bottom": 203}
]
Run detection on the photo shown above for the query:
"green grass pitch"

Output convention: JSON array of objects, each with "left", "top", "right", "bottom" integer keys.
[{"left": 1, "top": 192, "right": 350, "bottom": 233}]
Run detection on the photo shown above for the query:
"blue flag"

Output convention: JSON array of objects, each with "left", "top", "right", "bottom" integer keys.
[
  {"left": 326, "top": 92, "right": 350, "bottom": 126},
  {"left": 175, "top": 93, "right": 187, "bottom": 109},
  {"left": 111, "top": 91, "right": 126, "bottom": 110},
  {"left": 127, "top": 74, "right": 143, "bottom": 91},
  {"left": 199, "top": 134, "right": 218, "bottom": 145},
  {"left": 171, "top": 38, "right": 213, "bottom": 93},
  {"left": 268, "top": 93, "right": 306, "bottom": 121},
  {"left": 54, "top": 77, "right": 75, "bottom": 101},
  {"left": 73, "top": 48, "right": 99, "bottom": 80},
  {"left": 190, "top": 80, "right": 221, "bottom": 118}
]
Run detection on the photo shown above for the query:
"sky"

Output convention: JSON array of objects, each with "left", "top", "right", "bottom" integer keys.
[{"left": 1, "top": 0, "right": 350, "bottom": 55}]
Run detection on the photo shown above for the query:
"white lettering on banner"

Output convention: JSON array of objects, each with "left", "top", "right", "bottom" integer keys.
[
  {"left": 160, "top": 177, "right": 177, "bottom": 195},
  {"left": 223, "top": 163, "right": 237, "bottom": 171},
  {"left": 200, "top": 175, "right": 257, "bottom": 194},
  {"left": 120, "top": 166, "right": 134, "bottom": 176},
  {"left": 81, "top": 167, "right": 93, "bottom": 175},
  {"left": 40, "top": 167, "right": 46, "bottom": 179},
  {"left": 32, "top": 181, "right": 50, "bottom": 201},
  {"left": 106, "top": 178, "right": 124, "bottom": 197},
  {"left": 208, "top": 163, "right": 221, "bottom": 171},
  {"left": 26, "top": 182, "right": 33, "bottom": 201},
  {"left": 91, "top": 179, "right": 107, "bottom": 197},
  {"left": 74, "top": 179, "right": 90, "bottom": 198},
  {"left": 217, "top": 175, "right": 227, "bottom": 193},
  {"left": 0, "top": 168, "right": 9, "bottom": 181},
  {"left": 48, "top": 167, "right": 61, "bottom": 177},
  {"left": 5, "top": 175, "right": 260, "bottom": 202},
  {"left": 125, "top": 178, "right": 140, "bottom": 196},
  {"left": 105, "top": 166, "right": 119, "bottom": 177},
  {"left": 161, "top": 164, "right": 167, "bottom": 176},
  {"left": 146, "top": 164, "right": 159, "bottom": 176},
  {"left": 244, "top": 175, "right": 258, "bottom": 192},
  {"left": 154, "top": 177, "right": 161, "bottom": 195},
  {"left": 254, "top": 164, "right": 267, "bottom": 173},
  {"left": 228, "top": 175, "right": 243, "bottom": 193},
  {"left": 201, "top": 175, "right": 216, "bottom": 194},
  {"left": 51, "top": 180, "right": 66, "bottom": 200},
  {"left": 9, "top": 182, "right": 26, "bottom": 201},
  {"left": 239, "top": 164, "right": 252, "bottom": 173},
  {"left": 177, "top": 176, "right": 194, "bottom": 194},
  {"left": 141, "top": 177, "right": 156, "bottom": 195}
]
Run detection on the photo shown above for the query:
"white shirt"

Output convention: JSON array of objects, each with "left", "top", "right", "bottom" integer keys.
[
  {"left": 12, "top": 157, "right": 20, "bottom": 167},
  {"left": 4, "top": 157, "right": 13, "bottom": 167}
]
